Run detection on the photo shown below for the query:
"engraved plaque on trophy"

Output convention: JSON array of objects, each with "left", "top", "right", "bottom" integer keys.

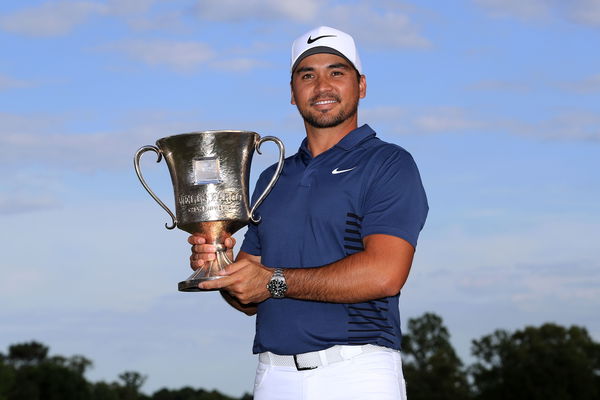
[{"left": 134, "top": 130, "right": 284, "bottom": 292}]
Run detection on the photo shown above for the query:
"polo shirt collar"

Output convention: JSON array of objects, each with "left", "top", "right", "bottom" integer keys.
[
  {"left": 335, "top": 124, "right": 376, "bottom": 150},
  {"left": 298, "top": 124, "right": 376, "bottom": 159}
]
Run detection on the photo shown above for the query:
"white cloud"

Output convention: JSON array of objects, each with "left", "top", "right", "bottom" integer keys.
[
  {"left": 558, "top": 73, "right": 600, "bottom": 93},
  {"left": 103, "top": 39, "right": 274, "bottom": 73},
  {"left": 473, "top": 0, "right": 552, "bottom": 20},
  {"left": 106, "top": 0, "right": 157, "bottom": 16},
  {"left": 324, "top": 3, "right": 431, "bottom": 49},
  {"left": 412, "top": 215, "right": 600, "bottom": 308},
  {"left": 456, "top": 261, "right": 600, "bottom": 305},
  {"left": 190, "top": 0, "right": 430, "bottom": 49},
  {"left": 124, "top": 10, "right": 188, "bottom": 32},
  {"left": 105, "top": 39, "right": 215, "bottom": 71},
  {"left": 362, "top": 104, "right": 600, "bottom": 141},
  {"left": 0, "top": 194, "right": 61, "bottom": 215},
  {"left": 0, "top": 111, "right": 153, "bottom": 172},
  {"left": 0, "top": 168, "right": 65, "bottom": 215},
  {"left": 511, "top": 263, "right": 600, "bottom": 306},
  {"left": 466, "top": 79, "right": 532, "bottom": 93},
  {"left": 0, "top": 1, "right": 107, "bottom": 37},
  {"left": 568, "top": 0, "right": 600, "bottom": 25},
  {"left": 193, "top": 0, "right": 320, "bottom": 22},
  {"left": 361, "top": 106, "right": 483, "bottom": 134},
  {"left": 500, "top": 110, "right": 600, "bottom": 141},
  {"left": 0, "top": 0, "right": 187, "bottom": 37},
  {"left": 0, "top": 111, "right": 65, "bottom": 135},
  {"left": 210, "top": 57, "right": 271, "bottom": 72},
  {"left": 474, "top": 0, "right": 600, "bottom": 26},
  {"left": 413, "top": 107, "right": 483, "bottom": 132},
  {"left": 0, "top": 109, "right": 281, "bottom": 175},
  {"left": 0, "top": 74, "right": 35, "bottom": 90},
  {"left": 0, "top": 130, "right": 129, "bottom": 171}
]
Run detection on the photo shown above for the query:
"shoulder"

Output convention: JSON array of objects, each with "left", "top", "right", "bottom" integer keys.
[{"left": 360, "top": 136, "right": 419, "bottom": 173}]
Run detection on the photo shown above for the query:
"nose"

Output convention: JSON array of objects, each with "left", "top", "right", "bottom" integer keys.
[{"left": 315, "top": 74, "right": 334, "bottom": 93}]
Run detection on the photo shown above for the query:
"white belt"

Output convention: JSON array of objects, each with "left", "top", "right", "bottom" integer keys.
[{"left": 259, "top": 344, "right": 395, "bottom": 371}]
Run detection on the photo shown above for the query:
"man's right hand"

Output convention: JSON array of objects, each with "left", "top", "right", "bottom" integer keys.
[
  {"left": 188, "top": 234, "right": 236, "bottom": 271},
  {"left": 188, "top": 234, "right": 257, "bottom": 315}
]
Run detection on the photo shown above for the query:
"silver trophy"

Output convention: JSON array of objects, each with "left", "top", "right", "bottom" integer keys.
[{"left": 134, "top": 130, "right": 285, "bottom": 292}]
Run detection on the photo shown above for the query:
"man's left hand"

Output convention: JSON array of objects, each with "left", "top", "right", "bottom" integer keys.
[{"left": 199, "top": 259, "right": 273, "bottom": 304}]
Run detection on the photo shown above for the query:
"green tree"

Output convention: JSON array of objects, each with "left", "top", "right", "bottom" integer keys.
[
  {"left": 150, "top": 387, "right": 241, "bottom": 400},
  {"left": 2, "top": 341, "right": 94, "bottom": 400},
  {"left": 8, "top": 359, "right": 91, "bottom": 400},
  {"left": 90, "top": 381, "right": 120, "bottom": 400},
  {"left": 6, "top": 341, "right": 48, "bottom": 368},
  {"left": 0, "top": 341, "right": 254, "bottom": 400},
  {"left": 118, "top": 371, "right": 148, "bottom": 400},
  {"left": 471, "top": 323, "right": 600, "bottom": 400},
  {"left": 402, "top": 312, "right": 471, "bottom": 400},
  {"left": 0, "top": 353, "right": 15, "bottom": 400}
]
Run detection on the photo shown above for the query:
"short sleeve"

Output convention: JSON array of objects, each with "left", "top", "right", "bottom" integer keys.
[{"left": 361, "top": 149, "right": 428, "bottom": 248}]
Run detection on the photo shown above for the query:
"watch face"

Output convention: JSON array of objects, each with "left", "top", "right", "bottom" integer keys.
[{"left": 268, "top": 278, "right": 287, "bottom": 298}]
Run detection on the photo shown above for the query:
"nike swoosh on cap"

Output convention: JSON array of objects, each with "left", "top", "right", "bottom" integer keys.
[
  {"left": 331, "top": 167, "right": 355, "bottom": 175},
  {"left": 307, "top": 34, "right": 336, "bottom": 44}
]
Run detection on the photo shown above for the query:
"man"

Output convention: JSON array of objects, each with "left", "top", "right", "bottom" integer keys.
[{"left": 189, "top": 26, "right": 428, "bottom": 400}]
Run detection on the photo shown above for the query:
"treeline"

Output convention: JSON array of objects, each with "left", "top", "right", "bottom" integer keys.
[
  {"left": 0, "top": 341, "right": 251, "bottom": 400},
  {"left": 401, "top": 313, "right": 600, "bottom": 400},
  {"left": 1, "top": 313, "right": 599, "bottom": 399}
]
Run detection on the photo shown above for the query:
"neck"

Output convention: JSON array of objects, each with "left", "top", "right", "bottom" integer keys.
[{"left": 304, "top": 117, "right": 358, "bottom": 158}]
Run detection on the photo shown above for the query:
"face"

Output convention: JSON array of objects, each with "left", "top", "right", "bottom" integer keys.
[{"left": 291, "top": 53, "right": 366, "bottom": 129}]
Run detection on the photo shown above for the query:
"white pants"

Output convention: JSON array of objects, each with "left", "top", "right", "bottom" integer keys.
[{"left": 253, "top": 348, "right": 407, "bottom": 400}]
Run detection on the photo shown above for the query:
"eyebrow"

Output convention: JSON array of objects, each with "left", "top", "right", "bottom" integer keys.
[
  {"left": 294, "top": 63, "right": 351, "bottom": 75},
  {"left": 295, "top": 66, "right": 314, "bottom": 74},
  {"left": 328, "top": 63, "right": 350, "bottom": 70}
]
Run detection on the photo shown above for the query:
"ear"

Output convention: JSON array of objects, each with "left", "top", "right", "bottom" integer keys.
[
  {"left": 290, "top": 82, "right": 296, "bottom": 105},
  {"left": 359, "top": 75, "right": 367, "bottom": 99}
]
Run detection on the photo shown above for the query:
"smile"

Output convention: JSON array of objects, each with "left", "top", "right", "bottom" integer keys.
[{"left": 313, "top": 100, "right": 337, "bottom": 105}]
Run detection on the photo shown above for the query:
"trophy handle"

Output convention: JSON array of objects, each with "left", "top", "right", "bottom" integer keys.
[
  {"left": 250, "top": 136, "right": 285, "bottom": 223},
  {"left": 134, "top": 145, "right": 177, "bottom": 230}
]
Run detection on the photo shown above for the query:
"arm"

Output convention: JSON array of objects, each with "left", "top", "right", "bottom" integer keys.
[
  {"left": 199, "top": 233, "right": 415, "bottom": 305},
  {"left": 286, "top": 234, "right": 414, "bottom": 302}
]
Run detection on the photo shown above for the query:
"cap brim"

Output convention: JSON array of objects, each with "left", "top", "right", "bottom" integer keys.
[{"left": 291, "top": 46, "right": 358, "bottom": 74}]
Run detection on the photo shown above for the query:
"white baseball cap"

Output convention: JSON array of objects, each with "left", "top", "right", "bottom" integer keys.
[{"left": 291, "top": 26, "right": 363, "bottom": 75}]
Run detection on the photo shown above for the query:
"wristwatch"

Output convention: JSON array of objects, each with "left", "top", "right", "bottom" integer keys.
[{"left": 267, "top": 268, "right": 287, "bottom": 298}]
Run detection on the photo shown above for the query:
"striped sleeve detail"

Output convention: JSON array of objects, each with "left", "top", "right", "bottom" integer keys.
[{"left": 344, "top": 213, "right": 364, "bottom": 254}]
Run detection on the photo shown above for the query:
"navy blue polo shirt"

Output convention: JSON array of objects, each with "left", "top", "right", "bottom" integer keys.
[{"left": 241, "top": 124, "right": 428, "bottom": 355}]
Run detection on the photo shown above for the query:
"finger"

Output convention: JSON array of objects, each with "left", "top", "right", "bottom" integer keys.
[
  {"left": 188, "top": 235, "right": 207, "bottom": 245},
  {"left": 192, "top": 244, "right": 217, "bottom": 253},
  {"left": 190, "top": 252, "right": 215, "bottom": 261},
  {"left": 190, "top": 256, "right": 204, "bottom": 270},
  {"left": 198, "top": 276, "right": 232, "bottom": 290},
  {"left": 224, "top": 237, "right": 236, "bottom": 248},
  {"left": 218, "top": 260, "right": 249, "bottom": 276}
]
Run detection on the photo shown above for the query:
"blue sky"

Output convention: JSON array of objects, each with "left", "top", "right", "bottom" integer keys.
[{"left": 1, "top": 0, "right": 599, "bottom": 397}]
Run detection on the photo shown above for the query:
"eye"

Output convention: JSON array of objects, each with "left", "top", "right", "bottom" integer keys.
[
  {"left": 302, "top": 73, "right": 314, "bottom": 80},
  {"left": 331, "top": 70, "right": 344, "bottom": 77}
]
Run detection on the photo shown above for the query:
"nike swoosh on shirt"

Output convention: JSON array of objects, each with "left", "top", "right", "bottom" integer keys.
[
  {"left": 331, "top": 167, "right": 355, "bottom": 175},
  {"left": 307, "top": 34, "right": 336, "bottom": 44}
]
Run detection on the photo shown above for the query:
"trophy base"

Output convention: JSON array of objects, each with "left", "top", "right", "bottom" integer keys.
[
  {"left": 178, "top": 247, "right": 232, "bottom": 292},
  {"left": 178, "top": 276, "right": 223, "bottom": 292}
]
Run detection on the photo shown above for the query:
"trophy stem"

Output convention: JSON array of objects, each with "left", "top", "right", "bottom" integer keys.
[{"left": 178, "top": 244, "right": 233, "bottom": 292}]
